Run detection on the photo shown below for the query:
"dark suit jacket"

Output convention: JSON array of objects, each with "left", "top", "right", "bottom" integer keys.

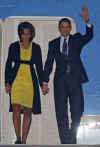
[
  {"left": 44, "top": 25, "right": 93, "bottom": 84},
  {"left": 5, "top": 41, "right": 44, "bottom": 114}
]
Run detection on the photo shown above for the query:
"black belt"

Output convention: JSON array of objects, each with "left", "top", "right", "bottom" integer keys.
[{"left": 20, "top": 60, "right": 32, "bottom": 65}]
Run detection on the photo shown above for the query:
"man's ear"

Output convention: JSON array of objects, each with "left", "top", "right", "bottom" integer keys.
[
  {"left": 69, "top": 26, "right": 72, "bottom": 33},
  {"left": 58, "top": 27, "right": 60, "bottom": 32}
]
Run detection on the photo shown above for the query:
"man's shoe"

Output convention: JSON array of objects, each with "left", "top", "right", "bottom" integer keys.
[
  {"left": 15, "top": 139, "right": 22, "bottom": 144},
  {"left": 69, "top": 137, "right": 77, "bottom": 144},
  {"left": 68, "top": 128, "right": 77, "bottom": 144}
]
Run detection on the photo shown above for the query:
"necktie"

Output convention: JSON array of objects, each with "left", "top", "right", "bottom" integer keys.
[
  {"left": 62, "top": 38, "right": 68, "bottom": 55},
  {"left": 62, "top": 38, "right": 71, "bottom": 73}
]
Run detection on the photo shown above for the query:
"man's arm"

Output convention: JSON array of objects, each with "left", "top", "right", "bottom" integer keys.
[
  {"left": 43, "top": 41, "right": 55, "bottom": 83},
  {"left": 79, "top": 6, "right": 93, "bottom": 47},
  {"left": 80, "top": 24, "right": 93, "bottom": 47},
  {"left": 42, "top": 41, "right": 55, "bottom": 95}
]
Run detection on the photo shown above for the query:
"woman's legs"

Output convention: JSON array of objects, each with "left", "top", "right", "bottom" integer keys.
[
  {"left": 12, "top": 104, "right": 21, "bottom": 142},
  {"left": 22, "top": 107, "right": 32, "bottom": 144},
  {"left": 12, "top": 104, "right": 32, "bottom": 144}
]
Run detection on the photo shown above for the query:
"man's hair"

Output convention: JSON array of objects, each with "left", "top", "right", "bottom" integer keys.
[
  {"left": 58, "top": 18, "right": 71, "bottom": 28},
  {"left": 18, "top": 21, "right": 35, "bottom": 42}
]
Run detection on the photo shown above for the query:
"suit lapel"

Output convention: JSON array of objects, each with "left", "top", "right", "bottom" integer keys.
[
  {"left": 68, "top": 34, "right": 73, "bottom": 57},
  {"left": 56, "top": 37, "right": 61, "bottom": 54}
]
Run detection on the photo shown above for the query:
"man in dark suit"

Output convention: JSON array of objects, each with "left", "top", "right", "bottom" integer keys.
[{"left": 42, "top": 6, "right": 93, "bottom": 144}]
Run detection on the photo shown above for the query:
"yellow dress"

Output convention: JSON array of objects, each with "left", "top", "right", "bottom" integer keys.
[{"left": 11, "top": 42, "right": 34, "bottom": 108}]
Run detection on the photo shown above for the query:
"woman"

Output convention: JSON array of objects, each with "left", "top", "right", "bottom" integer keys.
[{"left": 5, "top": 22, "right": 44, "bottom": 144}]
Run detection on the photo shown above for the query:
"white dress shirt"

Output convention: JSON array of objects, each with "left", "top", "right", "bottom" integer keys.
[{"left": 60, "top": 35, "right": 69, "bottom": 55}]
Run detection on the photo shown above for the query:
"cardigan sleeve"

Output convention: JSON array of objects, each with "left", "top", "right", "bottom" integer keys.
[
  {"left": 35, "top": 45, "right": 44, "bottom": 88},
  {"left": 5, "top": 44, "right": 14, "bottom": 85}
]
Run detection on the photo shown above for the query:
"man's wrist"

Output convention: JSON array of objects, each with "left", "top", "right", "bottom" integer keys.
[
  {"left": 85, "top": 18, "right": 90, "bottom": 24},
  {"left": 43, "top": 82, "right": 48, "bottom": 85},
  {"left": 84, "top": 18, "right": 92, "bottom": 28}
]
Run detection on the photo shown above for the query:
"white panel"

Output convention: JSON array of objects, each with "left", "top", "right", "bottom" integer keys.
[
  {"left": 1, "top": 18, "right": 17, "bottom": 144},
  {"left": 0, "top": 19, "right": 3, "bottom": 143}
]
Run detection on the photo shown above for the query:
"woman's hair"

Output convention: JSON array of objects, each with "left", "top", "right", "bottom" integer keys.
[{"left": 18, "top": 21, "right": 35, "bottom": 42}]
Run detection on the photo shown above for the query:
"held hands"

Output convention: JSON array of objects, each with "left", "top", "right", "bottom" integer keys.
[
  {"left": 42, "top": 83, "right": 49, "bottom": 95},
  {"left": 80, "top": 6, "right": 90, "bottom": 23},
  {"left": 5, "top": 83, "right": 11, "bottom": 93},
  {"left": 5, "top": 82, "right": 49, "bottom": 95}
]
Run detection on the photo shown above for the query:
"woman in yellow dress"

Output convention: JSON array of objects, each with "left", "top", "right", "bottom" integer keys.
[{"left": 5, "top": 22, "right": 45, "bottom": 144}]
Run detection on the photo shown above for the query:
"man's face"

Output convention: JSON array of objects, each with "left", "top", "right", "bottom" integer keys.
[
  {"left": 21, "top": 28, "right": 31, "bottom": 43},
  {"left": 59, "top": 21, "right": 71, "bottom": 37}
]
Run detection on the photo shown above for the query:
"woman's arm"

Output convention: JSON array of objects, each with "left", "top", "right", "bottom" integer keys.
[
  {"left": 35, "top": 45, "right": 44, "bottom": 88},
  {"left": 5, "top": 44, "right": 13, "bottom": 91}
]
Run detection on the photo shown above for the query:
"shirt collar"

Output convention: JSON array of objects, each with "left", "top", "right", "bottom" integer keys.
[{"left": 60, "top": 35, "right": 69, "bottom": 42}]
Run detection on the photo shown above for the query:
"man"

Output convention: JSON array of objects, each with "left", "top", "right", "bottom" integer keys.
[{"left": 42, "top": 6, "right": 93, "bottom": 144}]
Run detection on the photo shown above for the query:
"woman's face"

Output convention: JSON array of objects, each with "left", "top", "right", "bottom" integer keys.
[{"left": 21, "top": 28, "right": 31, "bottom": 43}]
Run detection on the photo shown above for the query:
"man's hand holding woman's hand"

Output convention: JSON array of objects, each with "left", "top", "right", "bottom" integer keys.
[
  {"left": 42, "top": 83, "right": 49, "bottom": 95},
  {"left": 5, "top": 83, "right": 11, "bottom": 93},
  {"left": 5, "top": 82, "right": 49, "bottom": 95}
]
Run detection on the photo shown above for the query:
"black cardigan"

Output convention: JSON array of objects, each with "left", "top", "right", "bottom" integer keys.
[{"left": 5, "top": 41, "right": 44, "bottom": 114}]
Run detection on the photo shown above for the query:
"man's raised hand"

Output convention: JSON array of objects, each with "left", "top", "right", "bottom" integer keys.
[{"left": 80, "top": 6, "right": 90, "bottom": 23}]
